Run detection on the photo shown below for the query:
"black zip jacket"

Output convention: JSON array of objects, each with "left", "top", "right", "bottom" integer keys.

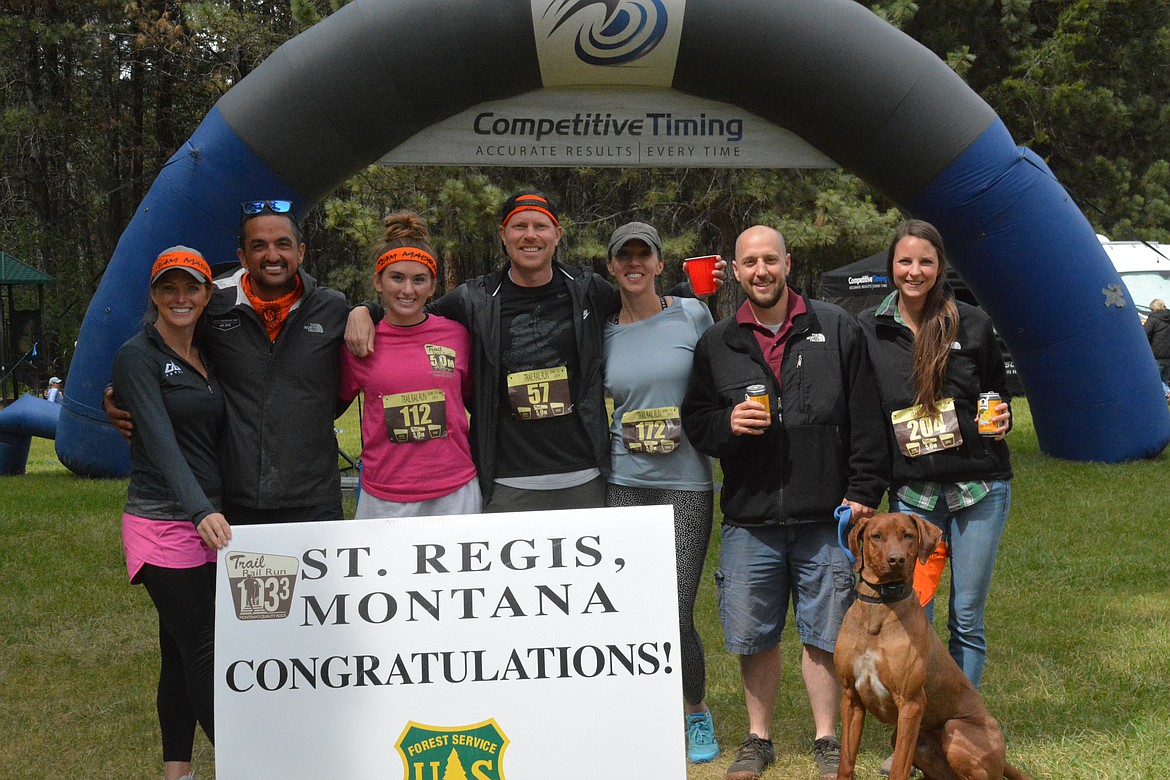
[
  {"left": 1144, "top": 308, "right": 1170, "bottom": 360},
  {"left": 204, "top": 268, "right": 350, "bottom": 510},
  {"left": 857, "top": 298, "right": 1013, "bottom": 489},
  {"left": 428, "top": 262, "right": 620, "bottom": 501},
  {"left": 113, "top": 325, "right": 224, "bottom": 524},
  {"left": 682, "top": 292, "right": 888, "bottom": 526}
]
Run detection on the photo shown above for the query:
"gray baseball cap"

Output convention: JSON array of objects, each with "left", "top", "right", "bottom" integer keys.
[{"left": 607, "top": 221, "right": 663, "bottom": 258}]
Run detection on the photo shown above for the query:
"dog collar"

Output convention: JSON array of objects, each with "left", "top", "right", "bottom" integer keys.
[{"left": 857, "top": 579, "right": 915, "bottom": 604}]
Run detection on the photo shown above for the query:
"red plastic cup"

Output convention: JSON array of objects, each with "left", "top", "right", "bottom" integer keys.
[{"left": 685, "top": 255, "right": 719, "bottom": 295}]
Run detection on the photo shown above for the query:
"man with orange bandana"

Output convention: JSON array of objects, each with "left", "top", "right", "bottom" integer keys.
[
  {"left": 108, "top": 200, "right": 354, "bottom": 524},
  {"left": 204, "top": 200, "right": 353, "bottom": 523}
]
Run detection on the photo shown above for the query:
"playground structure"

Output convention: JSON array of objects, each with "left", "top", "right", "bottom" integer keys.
[{"left": 4, "top": 0, "right": 1166, "bottom": 478}]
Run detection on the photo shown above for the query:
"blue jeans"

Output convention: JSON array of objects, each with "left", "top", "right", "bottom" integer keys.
[{"left": 894, "top": 480, "right": 1011, "bottom": 688}]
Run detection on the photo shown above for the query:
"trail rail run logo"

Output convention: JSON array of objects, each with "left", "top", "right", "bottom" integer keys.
[
  {"left": 544, "top": 0, "right": 668, "bottom": 65},
  {"left": 225, "top": 550, "right": 300, "bottom": 621},
  {"left": 396, "top": 719, "right": 509, "bottom": 780}
]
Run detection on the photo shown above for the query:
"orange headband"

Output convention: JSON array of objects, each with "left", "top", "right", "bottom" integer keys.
[
  {"left": 375, "top": 247, "right": 437, "bottom": 278},
  {"left": 151, "top": 250, "right": 212, "bottom": 284},
  {"left": 501, "top": 194, "right": 560, "bottom": 230}
]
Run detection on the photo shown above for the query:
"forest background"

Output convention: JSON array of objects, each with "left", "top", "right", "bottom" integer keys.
[{"left": 2, "top": 0, "right": 1170, "bottom": 383}]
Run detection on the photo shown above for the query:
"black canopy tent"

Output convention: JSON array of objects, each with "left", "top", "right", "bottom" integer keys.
[{"left": 819, "top": 252, "right": 1023, "bottom": 396}]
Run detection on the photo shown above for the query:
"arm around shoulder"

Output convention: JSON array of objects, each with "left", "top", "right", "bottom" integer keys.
[{"left": 427, "top": 284, "right": 473, "bottom": 326}]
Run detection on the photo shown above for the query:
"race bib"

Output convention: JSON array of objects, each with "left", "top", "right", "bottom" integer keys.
[
  {"left": 383, "top": 389, "right": 448, "bottom": 443},
  {"left": 620, "top": 406, "right": 683, "bottom": 455},
  {"left": 891, "top": 398, "right": 963, "bottom": 458},
  {"left": 507, "top": 366, "right": 573, "bottom": 420}
]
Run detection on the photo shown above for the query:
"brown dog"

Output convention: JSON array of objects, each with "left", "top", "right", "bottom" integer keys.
[{"left": 833, "top": 512, "right": 1031, "bottom": 780}]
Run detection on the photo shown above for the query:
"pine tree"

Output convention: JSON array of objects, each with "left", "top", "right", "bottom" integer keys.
[{"left": 441, "top": 747, "right": 469, "bottom": 780}]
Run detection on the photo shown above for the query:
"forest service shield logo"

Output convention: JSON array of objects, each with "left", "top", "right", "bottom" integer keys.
[{"left": 395, "top": 719, "right": 509, "bottom": 780}]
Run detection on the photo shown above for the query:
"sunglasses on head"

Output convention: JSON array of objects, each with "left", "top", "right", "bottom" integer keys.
[{"left": 240, "top": 200, "right": 295, "bottom": 218}]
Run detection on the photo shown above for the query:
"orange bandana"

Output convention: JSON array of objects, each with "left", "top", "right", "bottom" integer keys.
[
  {"left": 241, "top": 272, "right": 304, "bottom": 341},
  {"left": 375, "top": 247, "right": 437, "bottom": 278}
]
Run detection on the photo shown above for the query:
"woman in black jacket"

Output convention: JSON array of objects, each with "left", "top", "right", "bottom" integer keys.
[
  {"left": 856, "top": 220, "right": 1012, "bottom": 690},
  {"left": 113, "top": 247, "right": 230, "bottom": 780}
]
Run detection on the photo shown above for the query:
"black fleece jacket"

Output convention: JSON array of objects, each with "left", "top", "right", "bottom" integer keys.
[
  {"left": 682, "top": 292, "right": 888, "bottom": 526},
  {"left": 857, "top": 298, "right": 1013, "bottom": 489},
  {"left": 113, "top": 324, "right": 225, "bottom": 524},
  {"left": 204, "top": 268, "right": 350, "bottom": 510},
  {"left": 1144, "top": 308, "right": 1170, "bottom": 360}
]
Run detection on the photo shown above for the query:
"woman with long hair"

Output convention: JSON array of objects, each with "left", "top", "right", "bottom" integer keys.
[{"left": 857, "top": 219, "right": 1013, "bottom": 691}]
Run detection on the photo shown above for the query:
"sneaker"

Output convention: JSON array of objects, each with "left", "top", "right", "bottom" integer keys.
[
  {"left": 811, "top": 735, "right": 841, "bottom": 780},
  {"left": 726, "top": 733, "right": 775, "bottom": 780},
  {"left": 685, "top": 710, "right": 719, "bottom": 763},
  {"left": 879, "top": 751, "right": 922, "bottom": 777}
]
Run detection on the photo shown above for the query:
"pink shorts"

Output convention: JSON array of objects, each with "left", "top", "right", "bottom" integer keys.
[{"left": 122, "top": 512, "right": 216, "bottom": 583}]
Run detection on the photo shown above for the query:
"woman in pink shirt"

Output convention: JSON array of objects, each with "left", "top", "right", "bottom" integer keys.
[{"left": 339, "top": 211, "right": 479, "bottom": 517}]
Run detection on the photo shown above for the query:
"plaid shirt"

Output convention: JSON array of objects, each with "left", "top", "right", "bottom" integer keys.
[{"left": 878, "top": 292, "right": 991, "bottom": 512}]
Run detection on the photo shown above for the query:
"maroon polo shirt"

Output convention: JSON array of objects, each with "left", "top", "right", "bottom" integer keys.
[{"left": 735, "top": 287, "right": 806, "bottom": 387}]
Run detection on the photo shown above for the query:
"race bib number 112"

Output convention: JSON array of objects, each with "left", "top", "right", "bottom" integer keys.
[{"left": 384, "top": 389, "right": 448, "bottom": 443}]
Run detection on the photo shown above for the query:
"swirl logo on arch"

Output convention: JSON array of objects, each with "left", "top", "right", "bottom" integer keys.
[{"left": 544, "top": 0, "right": 669, "bottom": 66}]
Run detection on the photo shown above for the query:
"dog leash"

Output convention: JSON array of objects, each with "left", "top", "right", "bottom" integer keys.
[{"left": 835, "top": 504, "right": 855, "bottom": 566}]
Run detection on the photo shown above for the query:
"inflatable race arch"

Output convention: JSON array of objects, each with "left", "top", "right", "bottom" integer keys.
[{"left": 54, "top": 0, "right": 1170, "bottom": 476}]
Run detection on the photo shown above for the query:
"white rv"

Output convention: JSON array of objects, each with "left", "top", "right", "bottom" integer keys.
[{"left": 1098, "top": 235, "right": 1170, "bottom": 318}]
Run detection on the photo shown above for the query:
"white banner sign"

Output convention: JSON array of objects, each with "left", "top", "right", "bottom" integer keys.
[{"left": 215, "top": 505, "right": 684, "bottom": 779}]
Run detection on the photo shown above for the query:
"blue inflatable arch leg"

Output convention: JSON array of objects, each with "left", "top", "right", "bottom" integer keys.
[{"left": 57, "top": 0, "right": 1169, "bottom": 477}]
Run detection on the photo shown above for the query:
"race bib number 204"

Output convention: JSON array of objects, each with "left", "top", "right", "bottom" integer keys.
[{"left": 891, "top": 397, "right": 963, "bottom": 458}]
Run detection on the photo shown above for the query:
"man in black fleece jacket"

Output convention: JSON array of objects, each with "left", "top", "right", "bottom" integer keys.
[{"left": 682, "top": 225, "right": 888, "bottom": 780}]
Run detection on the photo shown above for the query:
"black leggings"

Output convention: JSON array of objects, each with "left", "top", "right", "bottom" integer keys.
[
  {"left": 139, "top": 562, "right": 216, "bottom": 760},
  {"left": 605, "top": 484, "right": 714, "bottom": 706}
]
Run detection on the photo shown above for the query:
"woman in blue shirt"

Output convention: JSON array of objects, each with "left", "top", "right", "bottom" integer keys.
[{"left": 602, "top": 222, "right": 718, "bottom": 764}]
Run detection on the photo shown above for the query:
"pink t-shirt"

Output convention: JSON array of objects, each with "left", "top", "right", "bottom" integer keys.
[{"left": 339, "top": 315, "right": 476, "bottom": 502}]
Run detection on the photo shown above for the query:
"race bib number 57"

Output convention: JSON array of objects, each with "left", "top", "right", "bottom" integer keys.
[{"left": 507, "top": 366, "right": 573, "bottom": 420}]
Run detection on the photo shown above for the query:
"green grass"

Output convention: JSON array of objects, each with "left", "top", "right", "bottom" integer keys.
[{"left": 2, "top": 401, "right": 1168, "bottom": 778}]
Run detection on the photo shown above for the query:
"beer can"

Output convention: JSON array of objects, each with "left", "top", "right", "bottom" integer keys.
[
  {"left": 745, "top": 384, "right": 771, "bottom": 419},
  {"left": 977, "top": 392, "right": 1001, "bottom": 436}
]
